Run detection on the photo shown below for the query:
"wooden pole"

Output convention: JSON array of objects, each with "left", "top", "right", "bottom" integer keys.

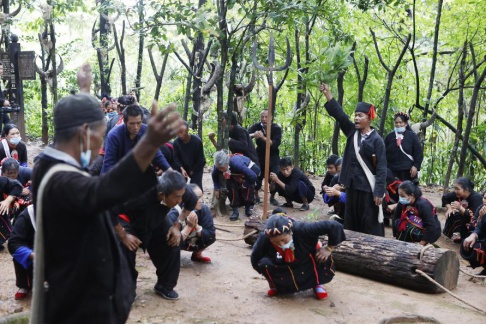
[{"left": 262, "top": 81, "right": 273, "bottom": 220}]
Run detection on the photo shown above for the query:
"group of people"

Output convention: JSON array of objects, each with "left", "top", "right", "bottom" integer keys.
[
  {"left": 0, "top": 64, "right": 482, "bottom": 324},
  {"left": 319, "top": 83, "right": 485, "bottom": 276}
]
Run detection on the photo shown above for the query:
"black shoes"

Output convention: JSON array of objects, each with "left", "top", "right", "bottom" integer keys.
[
  {"left": 299, "top": 204, "right": 310, "bottom": 211},
  {"left": 280, "top": 202, "right": 293, "bottom": 208},
  {"left": 245, "top": 206, "right": 253, "bottom": 216},
  {"left": 270, "top": 198, "right": 279, "bottom": 206},
  {"left": 154, "top": 284, "right": 179, "bottom": 300},
  {"left": 230, "top": 211, "right": 239, "bottom": 221}
]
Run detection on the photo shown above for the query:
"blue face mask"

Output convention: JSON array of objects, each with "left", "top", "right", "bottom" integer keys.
[
  {"left": 80, "top": 128, "right": 92, "bottom": 168},
  {"left": 399, "top": 197, "right": 411, "bottom": 205},
  {"left": 8, "top": 137, "right": 21, "bottom": 145},
  {"left": 107, "top": 111, "right": 117, "bottom": 119},
  {"left": 280, "top": 238, "right": 293, "bottom": 250},
  {"left": 395, "top": 126, "right": 406, "bottom": 133}
]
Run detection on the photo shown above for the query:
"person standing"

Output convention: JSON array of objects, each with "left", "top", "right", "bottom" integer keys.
[
  {"left": 30, "top": 63, "right": 184, "bottom": 323},
  {"left": 208, "top": 111, "right": 259, "bottom": 164},
  {"left": 248, "top": 109, "right": 282, "bottom": 205},
  {"left": 384, "top": 112, "right": 423, "bottom": 181},
  {"left": 101, "top": 104, "right": 172, "bottom": 174},
  {"left": 320, "top": 84, "right": 387, "bottom": 236},
  {"left": 173, "top": 121, "right": 206, "bottom": 189}
]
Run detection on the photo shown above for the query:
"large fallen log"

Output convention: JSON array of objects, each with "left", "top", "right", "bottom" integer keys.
[{"left": 333, "top": 230, "right": 459, "bottom": 293}]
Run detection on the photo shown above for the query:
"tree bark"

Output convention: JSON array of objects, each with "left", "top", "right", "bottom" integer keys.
[
  {"left": 333, "top": 230, "right": 459, "bottom": 293},
  {"left": 134, "top": 0, "right": 144, "bottom": 98},
  {"left": 443, "top": 42, "right": 466, "bottom": 191}
]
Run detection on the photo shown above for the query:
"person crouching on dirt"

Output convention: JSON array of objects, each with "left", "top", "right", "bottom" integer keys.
[
  {"left": 442, "top": 177, "right": 483, "bottom": 243},
  {"left": 168, "top": 184, "right": 216, "bottom": 263},
  {"left": 460, "top": 193, "right": 486, "bottom": 276},
  {"left": 112, "top": 170, "right": 198, "bottom": 300},
  {"left": 8, "top": 206, "right": 35, "bottom": 300},
  {"left": 250, "top": 211, "right": 345, "bottom": 299},
  {"left": 392, "top": 180, "right": 441, "bottom": 245},
  {"left": 211, "top": 150, "right": 260, "bottom": 221},
  {"left": 269, "top": 157, "right": 315, "bottom": 211}
]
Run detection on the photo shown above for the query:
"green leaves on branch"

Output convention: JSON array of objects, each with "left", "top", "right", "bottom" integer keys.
[{"left": 306, "top": 41, "right": 353, "bottom": 85}]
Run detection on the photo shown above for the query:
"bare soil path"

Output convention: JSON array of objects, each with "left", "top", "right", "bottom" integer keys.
[{"left": 0, "top": 142, "right": 484, "bottom": 323}]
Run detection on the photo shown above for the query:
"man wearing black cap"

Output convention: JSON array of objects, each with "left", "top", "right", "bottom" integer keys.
[
  {"left": 30, "top": 63, "right": 184, "bottom": 323},
  {"left": 320, "top": 84, "right": 386, "bottom": 237}
]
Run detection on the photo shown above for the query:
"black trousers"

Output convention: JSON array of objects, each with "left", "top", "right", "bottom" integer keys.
[
  {"left": 13, "top": 259, "right": 33, "bottom": 290},
  {"left": 255, "top": 163, "right": 279, "bottom": 191},
  {"left": 189, "top": 168, "right": 204, "bottom": 191},
  {"left": 146, "top": 220, "right": 181, "bottom": 291},
  {"left": 344, "top": 188, "right": 384, "bottom": 236},
  {"left": 121, "top": 219, "right": 180, "bottom": 291}
]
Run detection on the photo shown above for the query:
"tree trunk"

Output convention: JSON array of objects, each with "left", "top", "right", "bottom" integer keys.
[
  {"left": 333, "top": 230, "right": 459, "bottom": 293},
  {"left": 458, "top": 67, "right": 486, "bottom": 176},
  {"left": 134, "top": 0, "right": 144, "bottom": 98},
  {"left": 99, "top": 0, "right": 111, "bottom": 96},
  {"left": 443, "top": 43, "right": 466, "bottom": 192}
]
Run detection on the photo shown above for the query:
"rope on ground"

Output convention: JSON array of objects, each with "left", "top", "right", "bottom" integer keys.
[
  {"left": 459, "top": 267, "right": 486, "bottom": 278},
  {"left": 217, "top": 230, "right": 258, "bottom": 242},
  {"left": 415, "top": 269, "right": 486, "bottom": 314},
  {"left": 419, "top": 243, "right": 434, "bottom": 260},
  {"left": 213, "top": 222, "right": 245, "bottom": 228}
]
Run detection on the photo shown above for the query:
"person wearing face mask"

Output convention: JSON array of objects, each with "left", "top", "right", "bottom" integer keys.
[
  {"left": 384, "top": 112, "right": 423, "bottom": 181},
  {"left": 251, "top": 209, "right": 345, "bottom": 299},
  {"left": 111, "top": 170, "right": 198, "bottom": 300},
  {"left": 0, "top": 124, "right": 28, "bottom": 167},
  {"left": 320, "top": 84, "right": 387, "bottom": 237},
  {"left": 30, "top": 63, "right": 185, "bottom": 323},
  {"left": 167, "top": 184, "right": 216, "bottom": 263},
  {"left": 392, "top": 180, "right": 441, "bottom": 245}
]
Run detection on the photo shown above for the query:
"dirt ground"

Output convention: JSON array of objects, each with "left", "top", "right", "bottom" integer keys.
[{"left": 0, "top": 141, "right": 485, "bottom": 324}]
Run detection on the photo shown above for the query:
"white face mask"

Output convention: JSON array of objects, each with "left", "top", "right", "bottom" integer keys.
[
  {"left": 80, "top": 128, "right": 92, "bottom": 168},
  {"left": 280, "top": 238, "right": 293, "bottom": 250},
  {"left": 8, "top": 137, "right": 21, "bottom": 145}
]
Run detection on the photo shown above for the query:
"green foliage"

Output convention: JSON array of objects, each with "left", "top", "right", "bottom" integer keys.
[{"left": 306, "top": 40, "right": 353, "bottom": 85}]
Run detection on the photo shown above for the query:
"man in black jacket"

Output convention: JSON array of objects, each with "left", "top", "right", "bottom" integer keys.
[
  {"left": 30, "top": 63, "right": 184, "bottom": 323},
  {"left": 320, "top": 84, "right": 386, "bottom": 237}
]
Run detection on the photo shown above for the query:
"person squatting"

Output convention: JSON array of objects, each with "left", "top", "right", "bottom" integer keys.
[{"left": 1, "top": 63, "right": 482, "bottom": 323}]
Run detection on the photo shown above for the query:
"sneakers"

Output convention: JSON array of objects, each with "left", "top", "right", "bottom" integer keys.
[
  {"left": 280, "top": 202, "right": 293, "bottom": 208},
  {"left": 15, "top": 288, "right": 29, "bottom": 300},
  {"left": 477, "top": 269, "right": 486, "bottom": 276},
  {"left": 191, "top": 253, "right": 211, "bottom": 263},
  {"left": 267, "top": 288, "right": 278, "bottom": 297},
  {"left": 327, "top": 209, "right": 335, "bottom": 215},
  {"left": 245, "top": 205, "right": 253, "bottom": 217},
  {"left": 270, "top": 198, "right": 279, "bottom": 206},
  {"left": 314, "top": 285, "right": 328, "bottom": 300},
  {"left": 299, "top": 204, "right": 310, "bottom": 211},
  {"left": 154, "top": 285, "right": 179, "bottom": 300}
]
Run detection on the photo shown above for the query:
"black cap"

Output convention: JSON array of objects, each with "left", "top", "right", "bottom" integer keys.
[{"left": 54, "top": 93, "right": 105, "bottom": 131}]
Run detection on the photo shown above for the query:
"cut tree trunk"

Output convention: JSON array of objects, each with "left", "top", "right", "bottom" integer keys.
[{"left": 333, "top": 230, "right": 459, "bottom": 293}]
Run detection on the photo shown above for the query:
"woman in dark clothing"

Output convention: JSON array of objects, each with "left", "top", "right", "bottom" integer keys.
[
  {"left": 461, "top": 194, "right": 486, "bottom": 275},
  {"left": 442, "top": 177, "right": 483, "bottom": 242},
  {"left": 0, "top": 176, "right": 23, "bottom": 250},
  {"left": 384, "top": 112, "right": 423, "bottom": 181},
  {"left": 0, "top": 124, "right": 28, "bottom": 167},
  {"left": 251, "top": 211, "right": 345, "bottom": 299},
  {"left": 168, "top": 184, "right": 216, "bottom": 263},
  {"left": 320, "top": 84, "right": 387, "bottom": 236},
  {"left": 392, "top": 180, "right": 441, "bottom": 244},
  {"left": 8, "top": 206, "right": 35, "bottom": 300}
]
